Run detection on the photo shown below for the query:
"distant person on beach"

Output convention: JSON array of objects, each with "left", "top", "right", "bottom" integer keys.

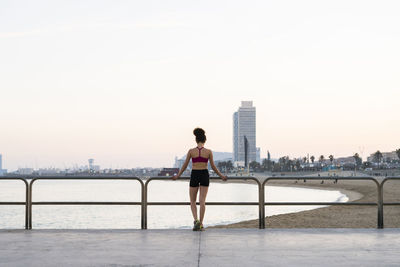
[{"left": 172, "top": 127, "right": 227, "bottom": 231}]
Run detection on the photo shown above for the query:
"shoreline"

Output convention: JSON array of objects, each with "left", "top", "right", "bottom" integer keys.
[
  {"left": 210, "top": 173, "right": 400, "bottom": 228},
  {"left": 209, "top": 178, "right": 363, "bottom": 228}
]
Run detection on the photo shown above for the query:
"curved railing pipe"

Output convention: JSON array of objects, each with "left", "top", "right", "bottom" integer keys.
[
  {"left": 0, "top": 177, "right": 29, "bottom": 229},
  {"left": 29, "top": 176, "right": 144, "bottom": 229},
  {"left": 1, "top": 175, "right": 397, "bottom": 230},
  {"left": 262, "top": 176, "right": 382, "bottom": 229},
  {"left": 379, "top": 177, "right": 400, "bottom": 229},
  {"left": 144, "top": 177, "right": 263, "bottom": 229}
]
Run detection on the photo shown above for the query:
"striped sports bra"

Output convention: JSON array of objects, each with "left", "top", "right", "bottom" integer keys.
[{"left": 192, "top": 147, "right": 209, "bottom": 163}]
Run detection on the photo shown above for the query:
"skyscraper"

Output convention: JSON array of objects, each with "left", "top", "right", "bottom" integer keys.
[
  {"left": 88, "top": 159, "right": 94, "bottom": 171},
  {"left": 233, "top": 101, "right": 256, "bottom": 165},
  {"left": 233, "top": 112, "right": 239, "bottom": 162},
  {"left": 0, "top": 154, "right": 4, "bottom": 176}
]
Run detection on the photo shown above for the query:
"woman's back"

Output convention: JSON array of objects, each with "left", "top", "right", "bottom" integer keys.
[{"left": 191, "top": 147, "right": 210, "bottom": 170}]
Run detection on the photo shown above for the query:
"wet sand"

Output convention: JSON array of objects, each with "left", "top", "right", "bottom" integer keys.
[{"left": 211, "top": 175, "right": 400, "bottom": 228}]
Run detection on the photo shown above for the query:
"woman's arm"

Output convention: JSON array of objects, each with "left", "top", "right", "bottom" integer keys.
[
  {"left": 209, "top": 150, "right": 227, "bottom": 181},
  {"left": 172, "top": 150, "right": 191, "bottom": 180}
]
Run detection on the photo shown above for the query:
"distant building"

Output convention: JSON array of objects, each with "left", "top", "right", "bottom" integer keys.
[
  {"left": 233, "top": 101, "right": 256, "bottom": 165},
  {"left": 37, "top": 168, "right": 62, "bottom": 175},
  {"left": 174, "top": 152, "right": 232, "bottom": 170},
  {"left": 256, "top": 147, "right": 261, "bottom": 163},
  {"left": 367, "top": 151, "right": 398, "bottom": 162},
  {"left": 0, "top": 154, "right": 6, "bottom": 176},
  {"left": 88, "top": 159, "right": 94, "bottom": 170},
  {"left": 16, "top": 168, "right": 34, "bottom": 175},
  {"left": 88, "top": 159, "right": 100, "bottom": 172},
  {"left": 234, "top": 161, "right": 245, "bottom": 168},
  {"left": 158, "top": 168, "right": 179, "bottom": 176},
  {"left": 233, "top": 112, "right": 239, "bottom": 162},
  {"left": 335, "top": 156, "right": 356, "bottom": 165},
  {"left": 174, "top": 156, "right": 186, "bottom": 169}
]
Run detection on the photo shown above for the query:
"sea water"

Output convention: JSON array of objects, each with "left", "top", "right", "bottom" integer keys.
[{"left": 0, "top": 179, "right": 348, "bottom": 229}]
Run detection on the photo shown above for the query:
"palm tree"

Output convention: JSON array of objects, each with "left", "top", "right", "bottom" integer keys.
[
  {"left": 396, "top": 149, "right": 400, "bottom": 161},
  {"left": 261, "top": 158, "right": 268, "bottom": 171},
  {"left": 295, "top": 160, "right": 301, "bottom": 170},
  {"left": 250, "top": 161, "right": 261, "bottom": 172},
  {"left": 373, "top": 150, "right": 383, "bottom": 169},
  {"left": 353, "top": 153, "right": 361, "bottom": 169},
  {"left": 329, "top": 155, "right": 334, "bottom": 165},
  {"left": 319, "top": 155, "right": 325, "bottom": 164},
  {"left": 279, "top": 157, "right": 287, "bottom": 171},
  {"left": 302, "top": 157, "right": 307, "bottom": 164},
  {"left": 287, "top": 158, "right": 294, "bottom": 172},
  {"left": 310, "top": 155, "right": 315, "bottom": 164}
]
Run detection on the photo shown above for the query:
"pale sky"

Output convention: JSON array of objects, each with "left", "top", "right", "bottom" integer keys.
[{"left": 1, "top": 0, "right": 399, "bottom": 170}]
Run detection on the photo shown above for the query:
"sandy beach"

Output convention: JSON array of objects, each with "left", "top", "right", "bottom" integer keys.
[{"left": 211, "top": 172, "right": 400, "bottom": 228}]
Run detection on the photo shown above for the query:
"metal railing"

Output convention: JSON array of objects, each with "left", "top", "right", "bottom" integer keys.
[
  {"left": 380, "top": 177, "right": 400, "bottom": 229},
  {"left": 144, "top": 177, "right": 262, "bottom": 229},
  {"left": 1, "top": 176, "right": 400, "bottom": 230},
  {"left": 0, "top": 178, "right": 29, "bottom": 229},
  {"left": 262, "top": 177, "right": 382, "bottom": 228},
  {"left": 29, "top": 177, "right": 144, "bottom": 229}
]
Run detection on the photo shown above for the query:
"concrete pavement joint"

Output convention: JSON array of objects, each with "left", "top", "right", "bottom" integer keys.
[{"left": 197, "top": 231, "right": 201, "bottom": 267}]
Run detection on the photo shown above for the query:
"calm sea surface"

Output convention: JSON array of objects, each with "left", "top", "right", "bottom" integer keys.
[{"left": 0, "top": 180, "right": 348, "bottom": 229}]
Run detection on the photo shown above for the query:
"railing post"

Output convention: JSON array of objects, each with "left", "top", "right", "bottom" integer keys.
[
  {"left": 143, "top": 179, "right": 149, "bottom": 229},
  {"left": 24, "top": 179, "right": 29, "bottom": 230},
  {"left": 259, "top": 178, "right": 265, "bottom": 229},
  {"left": 28, "top": 178, "right": 35, "bottom": 230},
  {"left": 378, "top": 180, "right": 384, "bottom": 229},
  {"left": 140, "top": 180, "right": 145, "bottom": 229}
]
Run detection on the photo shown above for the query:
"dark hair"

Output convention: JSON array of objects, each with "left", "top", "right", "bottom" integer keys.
[{"left": 193, "top": 127, "right": 206, "bottom": 143}]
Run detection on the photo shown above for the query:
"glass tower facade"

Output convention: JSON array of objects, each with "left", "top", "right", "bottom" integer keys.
[
  {"left": 233, "top": 101, "right": 256, "bottom": 163},
  {"left": 233, "top": 112, "right": 239, "bottom": 162}
]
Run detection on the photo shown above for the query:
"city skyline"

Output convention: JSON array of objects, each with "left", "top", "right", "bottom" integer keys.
[
  {"left": 1, "top": 1, "right": 400, "bottom": 170},
  {"left": 233, "top": 101, "right": 257, "bottom": 165}
]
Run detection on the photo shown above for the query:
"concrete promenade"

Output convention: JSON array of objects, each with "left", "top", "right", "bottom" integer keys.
[{"left": 0, "top": 229, "right": 399, "bottom": 266}]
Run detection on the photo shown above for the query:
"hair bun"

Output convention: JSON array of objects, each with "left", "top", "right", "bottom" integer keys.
[
  {"left": 193, "top": 128, "right": 207, "bottom": 143},
  {"left": 193, "top": 128, "right": 205, "bottom": 137}
]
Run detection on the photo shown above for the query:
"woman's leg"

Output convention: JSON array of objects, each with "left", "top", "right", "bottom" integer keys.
[
  {"left": 189, "top": 186, "right": 199, "bottom": 221},
  {"left": 199, "top": 186, "right": 209, "bottom": 223}
]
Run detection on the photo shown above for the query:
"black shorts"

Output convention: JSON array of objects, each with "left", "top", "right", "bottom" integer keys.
[{"left": 190, "top": 169, "right": 210, "bottom": 187}]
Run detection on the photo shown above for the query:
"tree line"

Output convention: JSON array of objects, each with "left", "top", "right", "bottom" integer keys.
[{"left": 217, "top": 149, "right": 400, "bottom": 172}]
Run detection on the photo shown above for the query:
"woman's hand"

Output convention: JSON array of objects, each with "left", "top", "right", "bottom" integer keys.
[
  {"left": 221, "top": 175, "right": 227, "bottom": 181},
  {"left": 172, "top": 175, "right": 179, "bottom": 180}
]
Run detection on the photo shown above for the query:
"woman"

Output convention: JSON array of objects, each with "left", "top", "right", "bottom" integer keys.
[{"left": 172, "top": 128, "right": 227, "bottom": 231}]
